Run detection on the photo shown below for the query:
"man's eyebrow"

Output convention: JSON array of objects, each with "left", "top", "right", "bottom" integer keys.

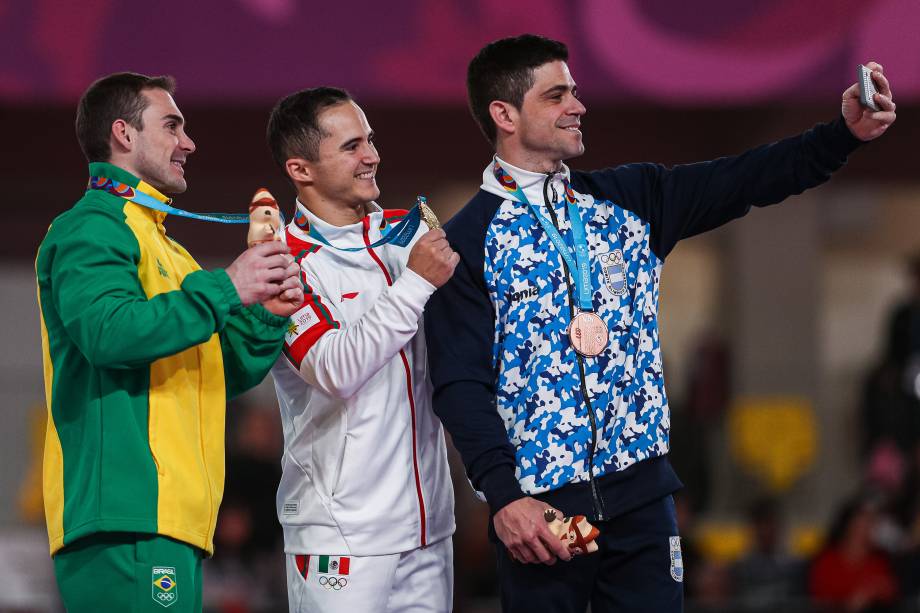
[
  {"left": 162, "top": 114, "right": 184, "bottom": 125},
  {"left": 541, "top": 84, "right": 573, "bottom": 98},
  {"left": 340, "top": 133, "right": 372, "bottom": 150}
]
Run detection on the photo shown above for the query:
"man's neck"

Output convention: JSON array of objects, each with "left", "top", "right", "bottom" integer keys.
[
  {"left": 106, "top": 155, "right": 140, "bottom": 180},
  {"left": 495, "top": 146, "right": 563, "bottom": 175},
  {"left": 297, "top": 190, "right": 369, "bottom": 227},
  {"left": 102, "top": 156, "right": 171, "bottom": 194}
]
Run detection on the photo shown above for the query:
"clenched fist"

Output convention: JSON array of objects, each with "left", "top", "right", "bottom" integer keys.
[
  {"left": 407, "top": 229, "right": 460, "bottom": 288},
  {"left": 226, "top": 241, "right": 300, "bottom": 306},
  {"left": 262, "top": 273, "right": 305, "bottom": 317}
]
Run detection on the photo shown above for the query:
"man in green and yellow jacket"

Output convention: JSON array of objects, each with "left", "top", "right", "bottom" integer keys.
[{"left": 35, "top": 72, "right": 304, "bottom": 612}]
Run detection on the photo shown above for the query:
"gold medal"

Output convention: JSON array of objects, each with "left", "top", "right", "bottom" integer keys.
[
  {"left": 418, "top": 197, "right": 441, "bottom": 230},
  {"left": 567, "top": 311, "right": 609, "bottom": 357}
]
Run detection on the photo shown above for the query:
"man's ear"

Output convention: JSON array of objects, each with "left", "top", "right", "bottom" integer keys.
[
  {"left": 285, "top": 158, "right": 313, "bottom": 185},
  {"left": 489, "top": 101, "right": 518, "bottom": 138},
  {"left": 110, "top": 119, "right": 135, "bottom": 154}
]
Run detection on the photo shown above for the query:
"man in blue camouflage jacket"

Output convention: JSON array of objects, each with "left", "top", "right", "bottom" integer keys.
[{"left": 425, "top": 34, "right": 896, "bottom": 612}]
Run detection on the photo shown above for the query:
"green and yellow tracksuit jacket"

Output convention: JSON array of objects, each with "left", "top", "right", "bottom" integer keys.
[{"left": 36, "top": 162, "right": 288, "bottom": 556}]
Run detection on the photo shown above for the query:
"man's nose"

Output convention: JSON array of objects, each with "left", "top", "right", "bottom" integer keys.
[{"left": 181, "top": 131, "right": 196, "bottom": 154}]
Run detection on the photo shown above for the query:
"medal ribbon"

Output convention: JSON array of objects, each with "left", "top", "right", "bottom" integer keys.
[
  {"left": 89, "top": 176, "right": 425, "bottom": 251},
  {"left": 305, "top": 199, "right": 423, "bottom": 252},
  {"left": 88, "top": 176, "right": 260, "bottom": 224},
  {"left": 493, "top": 161, "right": 594, "bottom": 312}
]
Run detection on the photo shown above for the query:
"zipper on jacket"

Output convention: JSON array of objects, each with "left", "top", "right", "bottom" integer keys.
[
  {"left": 156, "top": 222, "right": 219, "bottom": 533},
  {"left": 542, "top": 174, "right": 608, "bottom": 521},
  {"left": 362, "top": 216, "right": 429, "bottom": 547}
]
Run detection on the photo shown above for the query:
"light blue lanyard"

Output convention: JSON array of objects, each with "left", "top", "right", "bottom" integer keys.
[
  {"left": 89, "top": 176, "right": 423, "bottom": 251},
  {"left": 493, "top": 162, "right": 594, "bottom": 311},
  {"left": 88, "top": 176, "right": 258, "bottom": 224}
]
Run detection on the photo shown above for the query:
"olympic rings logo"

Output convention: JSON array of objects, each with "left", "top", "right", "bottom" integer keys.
[{"left": 319, "top": 575, "right": 348, "bottom": 590}]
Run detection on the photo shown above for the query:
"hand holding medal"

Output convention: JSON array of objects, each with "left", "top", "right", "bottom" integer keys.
[{"left": 407, "top": 197, "right": 459, "bottom": 288}]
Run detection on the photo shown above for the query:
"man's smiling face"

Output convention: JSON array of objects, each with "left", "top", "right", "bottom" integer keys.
[
  {"left": 515, "top": 61, "right": 587, "bottom": 168},
  {"left": 306, "top": 101, "right": 381, "bottom": 212},
  {"left": 129, "top": 88, "right": 196, "bottom": 194}
]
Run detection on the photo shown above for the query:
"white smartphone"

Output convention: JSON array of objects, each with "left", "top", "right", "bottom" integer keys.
[{"left": 858, "top": 64, "right": 880, "bottom": 112}]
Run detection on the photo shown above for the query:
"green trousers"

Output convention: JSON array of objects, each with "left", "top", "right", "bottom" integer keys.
[{"left": 53, "top": 532, "right": 203, "bottom": 612}]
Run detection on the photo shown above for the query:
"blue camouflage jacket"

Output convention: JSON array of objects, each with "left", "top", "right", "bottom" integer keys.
[{"left": 425, "top": 118, "right": 861, "bottom": 521}]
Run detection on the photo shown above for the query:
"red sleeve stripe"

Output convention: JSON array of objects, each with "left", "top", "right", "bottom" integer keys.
[
  {"left": 283, "top": 289, "right": 341, "bottom": 369},
  {"left": 281, "top": 229, "right": 340, "bottom": 369},
  {"left": 284, "top": 318, "right": 335, "bottom": 368}
]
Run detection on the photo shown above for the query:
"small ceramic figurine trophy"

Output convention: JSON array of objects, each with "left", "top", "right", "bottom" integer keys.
[
  {"left": 247, "top": 188, "right": 282, "bottom": 247},
  {"left": 246, "top": 187, "right": 300, "bottom": 308},
  {"left": 544, "top": 509, "right": 601, "bottom": 556}
]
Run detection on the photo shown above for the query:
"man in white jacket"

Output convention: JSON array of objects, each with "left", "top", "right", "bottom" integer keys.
[{"left": 265, "top": 87, "right": 459, "bottom": 612}]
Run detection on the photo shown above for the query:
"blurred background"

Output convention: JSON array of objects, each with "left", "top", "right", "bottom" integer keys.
[{"left": 2, "top": 1, "right": 920, "bottom": 611}]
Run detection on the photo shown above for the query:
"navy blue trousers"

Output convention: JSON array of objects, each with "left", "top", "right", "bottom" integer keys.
[{"left": 495, "top": 495, "right": 684, "bottom": 613}]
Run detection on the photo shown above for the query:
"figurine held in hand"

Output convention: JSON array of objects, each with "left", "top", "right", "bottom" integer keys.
[
  {"left": 247, "top": 187, "right": 282, "bottom": 247},
  {"left": 243, "top": 187, "right": 302, "bottom": 316},
  {"left": 544, "top": 509, "right": 600, "bottom": 556}
]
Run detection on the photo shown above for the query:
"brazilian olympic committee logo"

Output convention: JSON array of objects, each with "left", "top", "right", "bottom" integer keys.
[{"left": 152, "top": 566, "right": 179, "bottom": 608}]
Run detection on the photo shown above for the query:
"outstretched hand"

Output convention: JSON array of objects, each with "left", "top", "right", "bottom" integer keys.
[{"left": 843, "top": 61, "right": 896, "bottom": 142}]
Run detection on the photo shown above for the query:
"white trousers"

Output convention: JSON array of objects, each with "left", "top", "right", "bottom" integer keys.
[{"left": 285, "top": 537, "right": 453, "bottom": 612}]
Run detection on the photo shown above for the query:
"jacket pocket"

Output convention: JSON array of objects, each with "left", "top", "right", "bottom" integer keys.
[{"left": 330, "top": 433, "right": 348, "bottom": 497}]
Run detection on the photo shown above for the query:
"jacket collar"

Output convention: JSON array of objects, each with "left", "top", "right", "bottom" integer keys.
[
  {"left": 87, "top": 161, "right": 171, "bottom": 223},
  {"left": 480, "top": 155, "right": 571, "bottom": 206},
  {"left": 286, "top": 198, "right": 384, "bottom": 249}
]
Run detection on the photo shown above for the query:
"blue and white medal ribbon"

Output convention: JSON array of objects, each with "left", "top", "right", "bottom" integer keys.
[
  {"left": 88, "top": 176, "right": 261, "bottom": 224},
  {"left": 493, "top": 162, "right": 609, "bottom": 356},
  {"left": 305, "top": 201, "right": 423, "bottom": 252}
]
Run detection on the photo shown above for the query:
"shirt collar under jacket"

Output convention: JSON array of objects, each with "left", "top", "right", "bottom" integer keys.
[
  {"left": 288, "top": 198, "right": 384, "bottom": 249},
  {"left": 480, "top": 155, "right": 572, "bottom": 207}
]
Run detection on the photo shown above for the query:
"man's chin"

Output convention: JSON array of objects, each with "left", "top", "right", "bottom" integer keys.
[
  {"left": 156, "top": 178, "right": 188, "bottom": 196},
  {"left": 561, "top": 147, "right": 585, "bottom": 162}
]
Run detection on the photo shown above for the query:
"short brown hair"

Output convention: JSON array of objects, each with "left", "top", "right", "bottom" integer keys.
[
  {"left": 467, "top": 34, "right": 568, "bottom": 146},
  {"left": 75, "top": 72, "right": 176, "bottom": 162},
  {"left": 266, "top": 87, "right": 352, "bottom": 167}
]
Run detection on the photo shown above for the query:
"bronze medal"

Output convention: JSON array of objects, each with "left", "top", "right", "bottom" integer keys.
[{"left": 567, "top": 311, "right": 609, "bottom": 357}]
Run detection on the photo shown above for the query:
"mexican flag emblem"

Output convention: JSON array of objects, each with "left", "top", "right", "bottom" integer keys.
[
  {"left": 318, "top": 555, "right": 350, "bottom": 575},
  {"left": 151, "top": 566, "right": 178, "bottom": 608}
]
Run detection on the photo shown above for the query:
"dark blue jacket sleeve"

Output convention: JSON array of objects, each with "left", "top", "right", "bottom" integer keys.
[
  {"left": 574, "top": 117, "right": 863, "bottom": 259},
  {"left": 424, "top": 193, "right": 525, "bottom": 515}
]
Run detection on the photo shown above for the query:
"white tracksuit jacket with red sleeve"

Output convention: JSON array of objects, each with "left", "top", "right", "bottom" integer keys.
[{"left": 269, "top": 199, "right": 455, "bottom": 556}]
